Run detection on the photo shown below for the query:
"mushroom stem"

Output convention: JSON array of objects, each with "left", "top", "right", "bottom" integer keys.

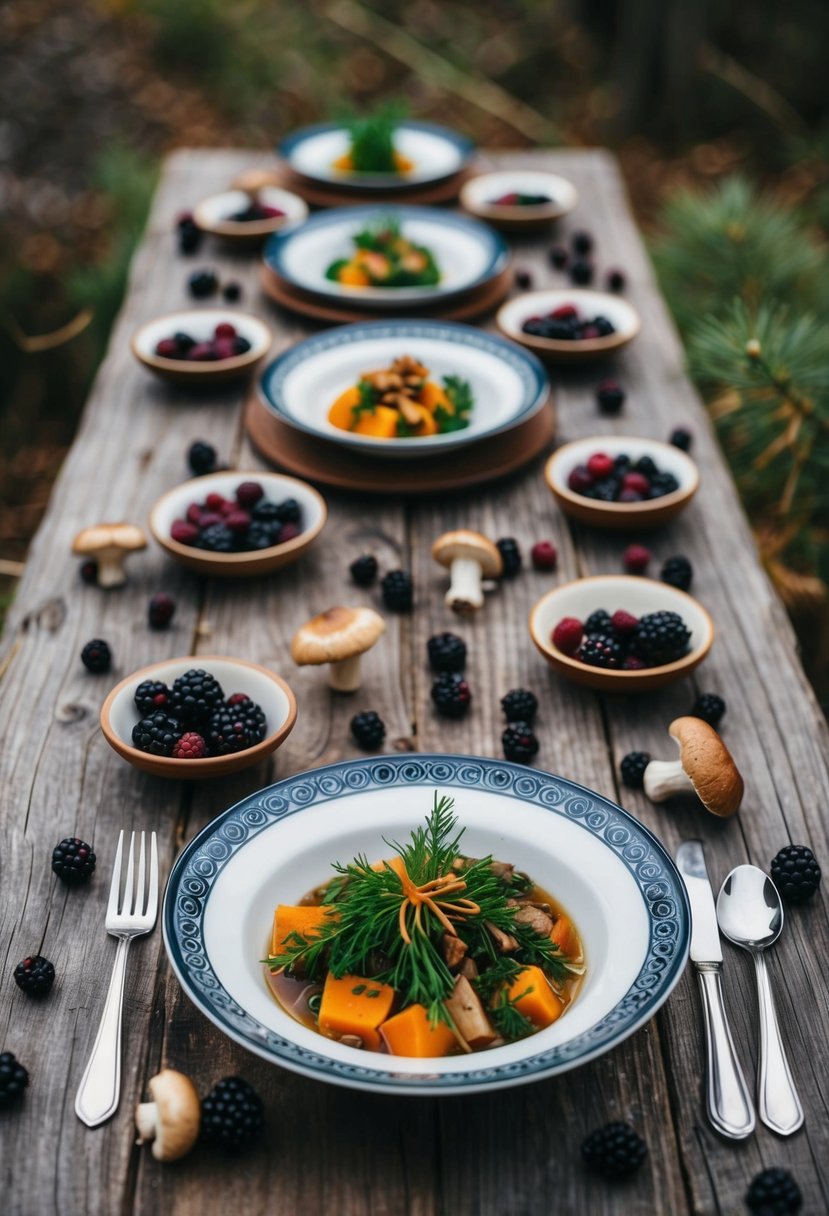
[
  {"left": 446, "top": 557, "right": 484, "bottom": 616},
  {"left": 97, "top": 553, "right": 127, "bottom": 589},
  {"left": 329, "top": 654, "right": 361, "bottom": 693},
  {"left": 135, "top": 1101, "right": 158, "bottom": 1145},
  {"left": 643, "top": 759, "right": 694, "bottom": 803}
]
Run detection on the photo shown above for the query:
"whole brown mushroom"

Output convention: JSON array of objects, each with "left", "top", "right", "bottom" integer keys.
[
  {"left": 432, "top": 530, "right": 503, "bottom": 616},
  {"left": 291, "top": 605, "right": 385, "bottom": 692},
  {"left": 135, "top": 1069, "right": 200, "bottom": 1162},
  {"left": 643, "top": 716, "right": 744, "bottom": 817},
  {"left": 72, "top": 522, "right": 147, "bottom": 588}
]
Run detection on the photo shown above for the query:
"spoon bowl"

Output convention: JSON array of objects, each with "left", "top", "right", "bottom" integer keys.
[{"left": 716, "top": 865, "right": 783, "bottom": 949}]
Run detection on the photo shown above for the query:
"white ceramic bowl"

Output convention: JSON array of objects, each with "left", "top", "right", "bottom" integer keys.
[
  {"left": 460, "top": 171, "right": 578, "bottom": 227},
  {"left": 131, "top": 310, "right": 272, "bottom": 384},
  {"left": 498, "top": 290, "right": 640, "bottom": 363},
  {"left": 193, "top": 187, "right": 308, "bottom": 241},
  {"left": 279, "top": 121, "right": 474, "bottom": 188}
]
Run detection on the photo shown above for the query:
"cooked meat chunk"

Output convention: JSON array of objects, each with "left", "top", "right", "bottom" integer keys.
[
  {"left": 444, "top": 976, "right": 497, "bottom": 1049},
  {"left": 513, "top": 905, "right": 555, "bottom": 936},
  {"left": 485, "top": 921, "right": 519, "bottom": 953},
  {"left": 441, "top": 933, "right": 469, "bottom": 970}
]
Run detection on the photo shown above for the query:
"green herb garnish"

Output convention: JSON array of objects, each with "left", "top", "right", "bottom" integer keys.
[
  {"left": 345, "top": 106, "right": 406, "bottom": 174},
  {"left": 434, "top": 375, "right": 474, "bottom": 434}
]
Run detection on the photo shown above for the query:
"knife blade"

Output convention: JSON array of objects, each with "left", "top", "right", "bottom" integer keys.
[{"left": 676, "top": 840, "right": 755, "bottom": 1140}]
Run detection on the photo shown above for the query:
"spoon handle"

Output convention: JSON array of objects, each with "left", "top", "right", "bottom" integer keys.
[
  {"left": 696, "top": 966, "right": 755, "bottom": 1139},
  {"left": 752, "top": 952, "right": 804, "bottom": 1136}
]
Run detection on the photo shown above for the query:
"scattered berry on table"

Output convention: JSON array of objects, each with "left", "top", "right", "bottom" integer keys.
[
  {"left": 585, "top": 609, "right": 613, "bottom": 636},
  {"left": 745, "top": 1167, "right": 802, "bottom": 1215},
  {"left": 569, "top": 258, "right": 594, "bottom": 286},
  {"left": 606, "top": 268, "right": 626, "bottom": 292},
  {"left": 80, "top": 560, "right": 98, "bottom": 585},
  {"left": 350, "top": 711, "right": 386, "bottom": 750},
  {"left": 170, "top": 669, "right": 225, "bottom": 725},
  {"left": 660, "top": 555, "right": 693, "bottom": 591},
  {"left": 596, "top": 379, "right": 625, "bottom": 415},
  {"left": 515, "top": 269, "right": 533, "bottom": 290},
  {"left": 172, "top": 732, "right": 208, "bottom": 760},
  {"left": 611, "top": 609, "right": 639, "bottom": 636},
  {"left": 431, "top": 673, "right": 472, "bottom": 718},
  {"left": 632, "top": 610, "right": 691, "bottom": 665},
  {"left": 548, "top": 245, "right": 568, "bottom": 269},
  {"left": 496, "top": 537, "right": 522, "bottom": 579},
  {"left": 690, "top": 692, "right": 725, "bottom": 727},
  {"left": 669, "top": 427, "right": 693, "bottom": 452},
  {"left": 81, "top": 639, "right": 112, "bottom": 674},
  {"left": 187, "top": 440, "right": 217, "bottom": 476},
  {"left": 0, "top": 1053, "right": 29, "bottom": 1107},
  {"left": 51, "top": 837, "right": 96, "bottom": 884},
  {"left": 222, "top": 281, "right": 242, "bottom": 303},
  {"left": 148, "top": 592, "right": 176, "bottom": 630},
  {"left": 576, "top": 633, "right": 624, "bottom": 669},
  {"left": 349, "top": 554, "right": 378, "bottom": 587},
  {"left": 207, "top": 701, "right": 267, "bottom": 756},
  {"left": 13, "top": 956, "right": 55, "bottom": 998},
  {"left": 427, "top": 632, "right": 467, "bottom": 673},
  {"left": 531, "top": 541, "right": 557, "bottom": 571},
  {"left": 620, "top": 751, "right": 651, "bottom": 789},
  {"left": 381, "top": 569, "right": 413, "bottom": 612},
  {"left": 581, "top": 1121, "right": 647, "bottom": 1181},
  {"left": 623, "top": 544, "right": 651, "bottom": 575},
  {"left": 200, "top": 1076, "right": 264, "bottom": 1154},
  {"left": 501, "top": 688, "right": 538, "bottom": 724},
  {"left": 571, "top": 230, "right": 593, "bottom": 256},
  {"left": 552, "top": 617, "right": 583, "bottom": 655},
  {"left": 502, "top": 722, "right": 539, "bottom": 764},
  {"left": 770, "top": 845, "right": 821, "bottom": 904},
  {"left": 132, "top": 712, "right": 183, "bottom": 757},
  {"left": 176, "top": 214, "right": 202, "bottom": 256},
  {"left": 188, "top": 269, "right": 219, "bottom": 299}
]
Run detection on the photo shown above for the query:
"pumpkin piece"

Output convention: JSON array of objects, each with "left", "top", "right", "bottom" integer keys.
[
  {"left": 352, "top": 405, "right": 400, "bottom": 439},
  {"left": 418, "top": 381, "right": 453, "bottom": 414},
  {"left": 337, "top": 263, "right": 371, "bottom": 287},
  {"left": 318, "top": 973, "right": 396, "bottom": 1050},
  {"left": 354, "top": 250, "right": 391, "bottom": 281},
  {"left": 328, "top": 386, "right": 363, "bottom": 432},
  {"left": 393, "top": 151, "right": 415, "bottom": 174},
  {"left": 380, "top": 1003, "right": 457, "bottom": 1058},
  {"left": 332, "top": 152, "right": 354, "bottom": 172},
  {"left": 550, "top": 913, "right": 579, "bottom": 959},
  {"left": 271, "top": 904, "right": 336, "bottom": 957},
  {"left": 407, "top": 405, "right": 438, "bottom": 436},
  {"left": 504, "top": 965, "right": 564, "bottom": 1029}
]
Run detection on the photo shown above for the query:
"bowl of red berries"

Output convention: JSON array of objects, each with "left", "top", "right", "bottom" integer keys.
[
  {"left": 529, "top": 575, "right": 714, "bottom": 692},
  {"left": 459, "top": 171, "right": 578, "bottom": 230},
  {"left": 497, "top": 290, "right": 640, "bottom": 362},
  {"left": 150, "top": 470, "right": 327, "bottom": 577},
  {"left": 193, "top": 185, "right": 308, "bottom": 244},
  {"left": 131, "top": 309, "right": 272, "bottom": 385},
  {"left": 100, "top": 656, "right": 297, "bottom": 778},
  {"left": 545, "top": 437, "right": 699, "bottom": 529}
]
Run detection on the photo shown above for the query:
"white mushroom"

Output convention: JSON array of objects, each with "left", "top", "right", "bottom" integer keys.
[
  {"left": 135, "top": 1069, "right": 200, "bottom": 1162},
  {"left": 290, "top": 606, "right": 385, "bottom": 693},
  {"left": 431, "top": 530, "right": 503, "bottom": 616},
  {"left": 643, "top": 716, "right": 744, "bottom": 818},
  {"left": 72, "top": 522, "right": 147, "bottom": 588}
]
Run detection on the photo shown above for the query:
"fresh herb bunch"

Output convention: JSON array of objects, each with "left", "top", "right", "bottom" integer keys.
[
  {"left": 345, "top": 106, "right": 406, "bottom": 174},
  {"left": 435, "top": 376, "right": 474, "bottom": 433}
]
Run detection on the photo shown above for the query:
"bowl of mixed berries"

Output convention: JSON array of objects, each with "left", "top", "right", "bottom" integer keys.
[
  {"left": 150, "top": 471, "right": 327, "bottom": 576},
  {"left": 497, "top": 289, "right": 640, "bottom": 362},
  {"left": 529, "top": 575, "right": 714, "bottom": 691},
  {"left": 193, "top": 183, "right": 308, "bottom": 243},
  {"left": 459, "top": 170, "right": 578, "bottom": 230},
  {"left": 100, "top": 656, "right": 297, "bottom": 778},
  {"left": 131, "top": 309, "right": 272, "bottom": 384},
  {"left": 545, "top": 437, "right": 699, "bottom": 529}
]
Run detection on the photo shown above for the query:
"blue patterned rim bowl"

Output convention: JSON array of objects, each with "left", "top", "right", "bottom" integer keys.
[
  {"left": 163, "top": 754, "right": 690, "bottom": 1095},
  {"left": 279, "top": 121, "right": 474, "bottom": 189}
]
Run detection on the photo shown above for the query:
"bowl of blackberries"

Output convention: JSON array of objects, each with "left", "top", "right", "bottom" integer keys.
[
  {"left": 193, "top": 185, "right": 308, "bottom": 243},
  {"left": 529, "top": 575, "right": 714, "bottom": 692},
  {"left": 131, "top": 309, "right": 272, "bottom": 384},
  {"left": 459, "top": 170, "right": 578, "bottom": 230},
  {"left": 150, "top": 471, "right": 327, "bottom": 577},
  {"left": 545, "top": 437, "right": 699, "bottom": 529},
  {"left": 497, "top": 289, "right": 640, "bottom": 362},
  {"left": 100, "top": 656, "right": 297, "bottom": 778}
]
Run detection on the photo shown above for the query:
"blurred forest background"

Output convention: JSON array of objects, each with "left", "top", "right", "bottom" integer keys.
[{"left": 1, "top": 0, "right": 827, "bottom": 690}]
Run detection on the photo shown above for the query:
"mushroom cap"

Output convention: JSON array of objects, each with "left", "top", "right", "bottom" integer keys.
[
  {"left": 291, "top": 606, "right": 385, "bottom": 666},
  {"left": 669, "top": 716, "right": 744, "bottom": 817},
  {"left": 431, "top": 530, "right": 503, "bottom": 577},
  {"left": 143, "top": 1069, "right": 201, "bottom": 1161},
  {"left": 232, "top": 167, "right": 279, "bottom": 195},
  {"left": 72, "top": 522, "right": 147, "bottom": 556}
]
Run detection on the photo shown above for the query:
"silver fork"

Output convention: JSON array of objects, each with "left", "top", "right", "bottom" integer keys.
[{"left": 75, "top": 830, "right": 159, "bottom": 1128}]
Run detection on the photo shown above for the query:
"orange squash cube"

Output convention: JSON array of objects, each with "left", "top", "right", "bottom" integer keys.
[
  {"left": 271, "top": 904, "right": 335, "bottom": 957},
  {"left": 418, "top": 381, "right": 452, "bottom": 414},
  {"left": 380, "top": 1003, "right": 457, "bottom": 1058},
  {"left": 328, "top": 386, "right": 362, "bottom": 432},
  {"left": 369, "top": 855, "right": 407, "bottom": 880},
  {"left": 550, "top": 913, "right": 579, "bottom": 959},
  {"left": 505, "top": 965, "right": 564, "bottom": 1029},
  {"left": 318, "top": 973, "right": 396, "bottom": 1050},
  {"left": 337, "top": 263, "right": 370, "bottom": 287},
  {"left": 352, "top": 405, "right": 399, "bottom": 439}
]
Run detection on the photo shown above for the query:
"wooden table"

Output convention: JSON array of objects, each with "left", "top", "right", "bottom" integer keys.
[{"left": 2, "top": 149, "right": 828, "bottom": 1216}]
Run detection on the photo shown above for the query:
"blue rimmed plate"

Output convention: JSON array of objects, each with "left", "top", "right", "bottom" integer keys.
[
  {"left": 257, "top": 320, "right": 550, "bottom": 459},
  {"left": 163, "top": 754, "right": 690, "bottom": 1095},
  {"left": 263, "top": 206, "right": 509, "bottom": 308},
  {"left": 279, "top": 121, "right": 474, "bottom": 190}
]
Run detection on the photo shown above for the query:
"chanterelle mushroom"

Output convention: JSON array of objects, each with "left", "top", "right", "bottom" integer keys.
[
  {"left": 291, "top": 605, "right": 385, "bottom": 693},
  {"left": 231, "top": 167, "right": 279, "bottom": 197},
  {"left": 432, "top": 530, "right": 503, "bottom": 616},
  {"left": 135, "top": 1069, "right": 200, "bottom": 1162},
  {"left": 72, "top": 522, "right": 147, "bottom": 588},
  {"left": 643, "top": 716, "right": 744, "bottom": 817}
]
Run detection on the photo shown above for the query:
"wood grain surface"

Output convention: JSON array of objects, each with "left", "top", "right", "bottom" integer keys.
[{"left": 1, "top": 148, "right": 827, "bottom": 1216}]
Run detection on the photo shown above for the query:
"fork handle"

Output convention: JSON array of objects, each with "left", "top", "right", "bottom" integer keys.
[{"left": 75, "top": 936, "right": 132, "bottom": 1127}]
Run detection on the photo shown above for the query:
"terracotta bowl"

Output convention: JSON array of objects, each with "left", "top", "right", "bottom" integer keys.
[
  {"left": 100, "top": 655, "right": 297, "bottom": 779},
  {"left": 460, "top": 170, "right": 578, "bottom": 230},
  {"left": 545, "top": 437, "right": 699, "bottom": 530},
  {"left": 131, "top": 309, "right": 272, "bottom": 385},
  {"left": 497, "top": 290, "right": 640, "bottom": 363},
  {"left": 193, "top": 187, "right": 308, "bottom": 244},
  {"left": 149, "top": 471, "right": 327, "bottom": 578},
  {"left": 529, "top": 575, "right": 714, "bottom": 693}
]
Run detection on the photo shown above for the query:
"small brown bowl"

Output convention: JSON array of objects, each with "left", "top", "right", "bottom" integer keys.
[
  {"left": 193, "top": 187, "right": 308, "bottom": 244},
  {"left": 131, "top": 309, "right": 272, "bottom": 385},
  {"left": 459, "top": 170, "right": 578, "bottom": 231},
  {"left": 149, "top": 471, "right": 327, "bottom": 578},
  {"left": 545, "top": 437, "right": 699, "bottom": 530},
  {"left": 529, "top": 575, "right": 714, "bottom": 693},
  {"left": 497, "top": 290, "right": 640, "bottom": 363},
  {"left": 101, "top": 655, "right": 297, "bottom": 778}
]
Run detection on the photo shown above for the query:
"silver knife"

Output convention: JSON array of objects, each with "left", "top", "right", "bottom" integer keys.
[{"left": 676, "top": 840, "right": 755, "bottom": 1140}]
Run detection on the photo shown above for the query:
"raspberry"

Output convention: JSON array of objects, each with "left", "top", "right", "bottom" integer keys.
[
  {"left": 530, "top": 541, "right": 557, "bottom": 571},
  {"left": 611, "top": 610, "right": 638, "bottom": 636},
  {"left": 622, "top": 472, "right": 650, "bottom": 496},
  {"left": 623, "top": 544, "right": 651, "bottom": 574},
  {"left": 552, "top": 617, "right": 583, "bottom": 655},
  {"left": 172, "top": 732, "right": 208, "bottom": 759},
  {"left": 171, "top": 520, "right": 200, "bottom": 546}
]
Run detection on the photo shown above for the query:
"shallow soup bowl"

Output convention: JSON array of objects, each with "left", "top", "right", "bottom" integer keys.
[{"left": 163, "top": 754, "right": 690, "bottom": 1094}]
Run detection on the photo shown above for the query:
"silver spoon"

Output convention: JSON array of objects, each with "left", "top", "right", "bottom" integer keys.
[{"left": 716, "top": 865, "right": 804, "bottom": 1136}]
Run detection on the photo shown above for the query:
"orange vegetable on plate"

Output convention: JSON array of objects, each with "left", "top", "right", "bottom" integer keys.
[
  {"left": 318, "top": 973, "right": 395, "bottom": 1050},
  {"left": 380, "top": 1003, "right": 457, "bottom": 1057},
  {"left": 504, "top": 965, "right": 564, "bottom": 1029},
  {"left": 550, "top": 913, "right": 580, "bottom": 959},
  {"left": 271, "top": 904, "right": 336, "bottom": 957}
]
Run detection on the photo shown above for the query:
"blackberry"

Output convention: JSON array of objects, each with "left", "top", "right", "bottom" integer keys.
[
  {"left": 581, "top": 1121, "right": 646, "bottom": 1181},
  {"left": 13, "top": 955, "right": 55, "bottom": 998},
  {"left": 132, "top": 712, "right": 182, "bottom": 757},
  {"left": 770, "top": 845, "right": 821, "bottom": 904},
  {"left": 496, "top": 537, "right": 522, "bottom": 579},
  {"left": 178, "top": 222, "right": 202, "bottom": 255},
  {"left": 0, "top": 1053, "right": 29, "bottom": 1107},
  {"left": 634, "top": 455, "right": 657, "bottom": 476},
  {"left": 246, "top": 521, "right": 280, "bottom": 550},
  {"left": 431, "top": 673, "right": 471, "bottom": 718},
  {"left": 649, "top": 472, "right": 681, "bottom": 497},
  {"left": 577, "top": 634, "right": 624, "bottom": 669},
  {"left": 80, "top": 559, "right": 98, "bottom": 585},
  {"left": 606, "top": 268, "right": 626, "bottom": 292},
  {"left": 187, "top": 440, "right": 217, "bottom": 476},
  {"left": 170, "top": 670, "right": 225, "bottom": 725},
  {"left": 134, "top": 679, "right": 171, "bottom": 715},
  {"left": 222, "top": 282, "right": 242, "bottom": 303},
  {"left": 427, "top": 632, "right": 466, "bottom": 673},
  {"left": 275, "top": 497, "right": 301, "bottom": 524},
  {"left": 501, "top": 688, "right": 538, "bottom": 724},
  {"left": 596, "top": 379, "right": 625, "bottom": 416},
  {"left": 502, "top": 722, "right": 539, "bottom": 763},
  {"left": 660, "top": 555, "right": 693, "bottom": 591},
  {"left": 350, "top": 711, "right": 386, "bottom": 750},
  {"left": 549, "top": 245, "right": 568, "bottom": 269},
  {"left": 632, "top": 610, "right": 691, "bottom": 666},
  {"left": 198, "top": 523, "right": 236, "bottom": 553},
  {"left": 349, "top": 554, "right": 378, "bottom": 587},
  {"left": 51, "top": 837, "right": 96, "bottom": 884},
  {"left": 570, "top": 258, "right": 593, "bottom": 285},
  {"left": 571, "top": 230, "right": 593, "bottom": 255},
  {"left": 593, "top": 316, "right": 615, "bottom": 337},
  {"left": 188, "top": 269, "right": 218, "bottom": 298},
  {"left": 669, "top": 427, "right": 693, "bottom": 452},
  {"left": 745, "top": 1168, "right": 802, "bottom": 1215},
  {"left": 584, "top": 609, "right": 612, "bottom": 636},
  {"left": 382, "top": 570, "right": 413, "bottom": 612},
  {"left": 201, "top": 1076, "right": 264, "bottom": 1154},
  {"left": 233, "top": 337, "right": 252, "bottom": 356},
  {"left": 81, "top": 639, "right": 112, "bottom": 674},
  {"left": 690, "top": 692, "right": 725, "bottom": 727},
  {"left": 620, "top": 751, "right": 650, "bottom": 789},
  {"left": 148, "top": 592, "right": 176, "bottom": 629},
  {"left": 252, "top": 500, "right": 281, "bottom": 524},
  {"left": 207, "top": 701, "right": 267, "bottom": 756},
  {"left": 515, "top": 269, "right": 533, "bottom": 290}
]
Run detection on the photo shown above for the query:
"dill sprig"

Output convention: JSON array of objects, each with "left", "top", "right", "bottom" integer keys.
[{"left": 346, "top": 106, "right": 406, "bottom": 174}]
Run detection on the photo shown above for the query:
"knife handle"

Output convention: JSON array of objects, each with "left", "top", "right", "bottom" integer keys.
[{"left": 696, "top": 965, "right": 756, "bottom": 1140}]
